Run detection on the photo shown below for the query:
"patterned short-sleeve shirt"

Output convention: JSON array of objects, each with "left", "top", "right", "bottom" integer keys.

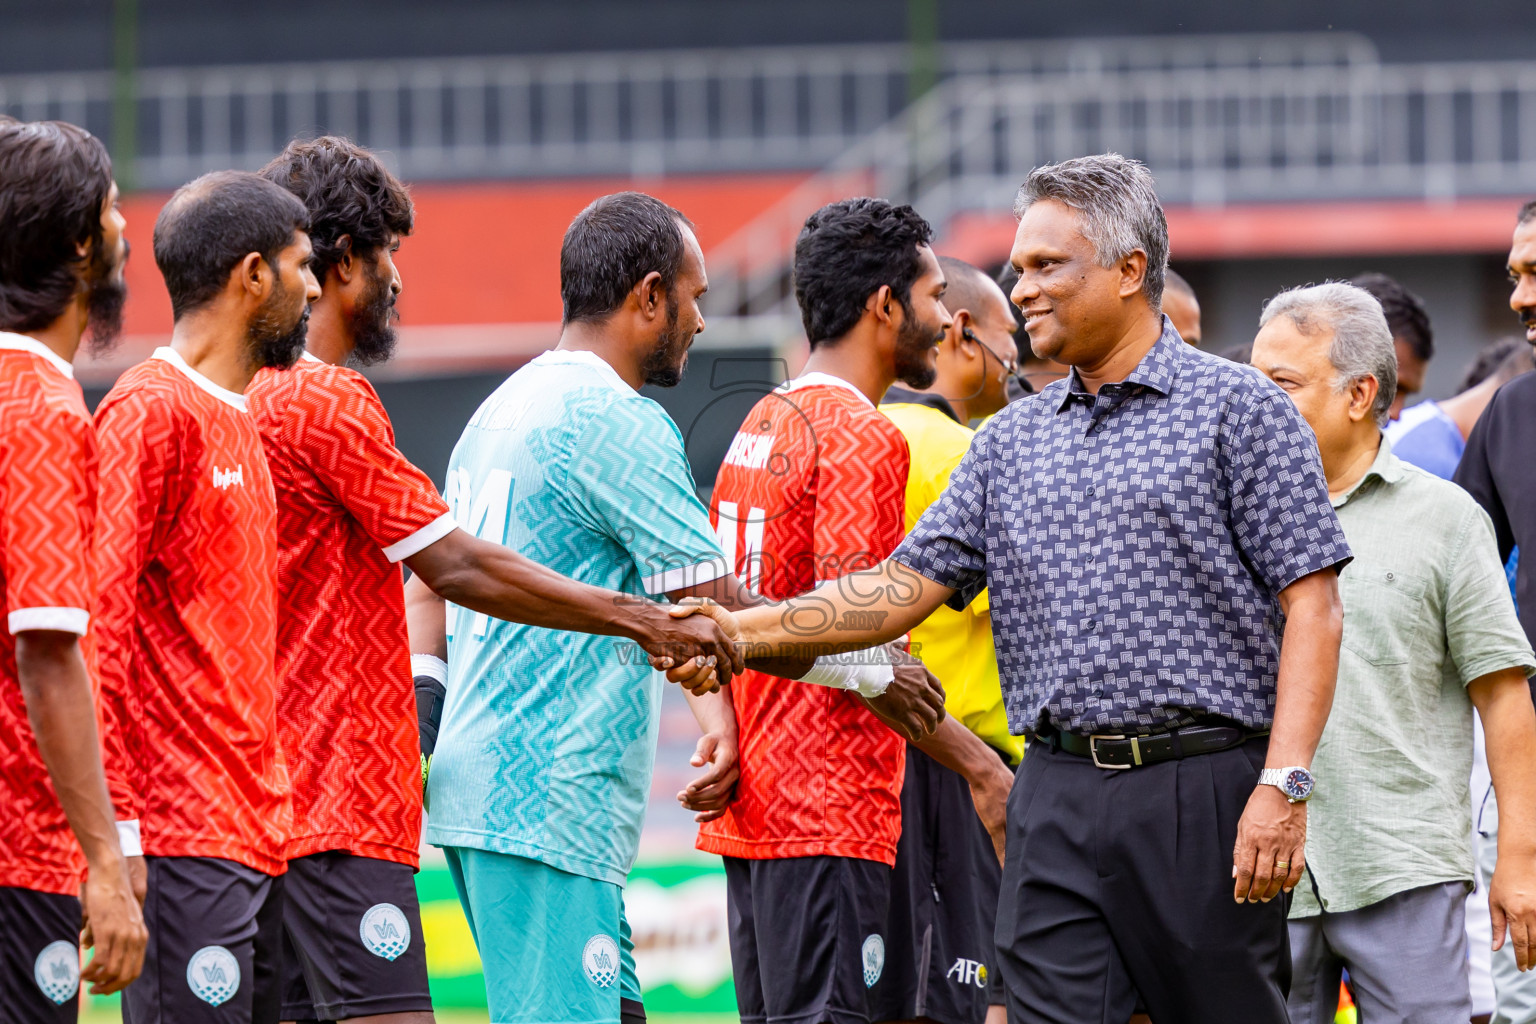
[{"left": 893, "top": 320, "right": 1352, "bottom": 736}]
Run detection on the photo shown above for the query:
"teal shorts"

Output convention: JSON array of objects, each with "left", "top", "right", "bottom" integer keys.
[{"left": 444, "top": 846, "right": 642, "bottom": 1024}]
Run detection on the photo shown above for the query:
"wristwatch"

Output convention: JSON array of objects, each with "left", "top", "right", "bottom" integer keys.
[{"left": 1259, "top": 766, "right": 1315, "bottom": 803}]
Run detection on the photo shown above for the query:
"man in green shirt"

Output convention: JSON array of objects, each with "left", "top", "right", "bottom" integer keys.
[{"left": 1250, "top": 281, "right": 1536, "bottom": 1023}]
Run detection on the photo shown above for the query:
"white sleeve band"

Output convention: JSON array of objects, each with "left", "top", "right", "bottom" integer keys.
[
  {"left": 116, "top": 819, "right": 142, "bottom": 857},
  {"left": 382, "top": 514, "right": 459, "bottom": 563},
  {"left": 798, "top": 654, "right": 893, "bottom": 699},
  {"left": 641, "top": 556, "right": 732, "bottom": 596},
  {"left": 8, "top": 607, "right": 90, "bottom": 636},
  {"left": 411, "top": 654, "right": 448, "bottom": 683}
]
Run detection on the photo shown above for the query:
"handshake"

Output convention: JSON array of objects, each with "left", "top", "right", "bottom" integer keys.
[{"left": 636, "top": 597, "right": 947, "bottom": 743}]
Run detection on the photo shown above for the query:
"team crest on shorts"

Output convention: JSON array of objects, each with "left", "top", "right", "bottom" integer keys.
[
  {"left": 186, "top": 945, "right": 240, "bottom": 1006},
  {"left": 360, "top": 902, "right": 412, "bottom": 961},
  {"left": 582, "top": 934, "right": 620, "bottom": 988},
  {"left": 861, "top": 933, "right": 885, "bottom": 987},
  {"left": 33, "top": 940, "right": 79, "bottom": 1005}
]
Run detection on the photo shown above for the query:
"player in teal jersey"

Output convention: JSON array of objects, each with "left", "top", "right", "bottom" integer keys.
[{"left": 405, "top": 192, "right": 948, "bottom": 1024}]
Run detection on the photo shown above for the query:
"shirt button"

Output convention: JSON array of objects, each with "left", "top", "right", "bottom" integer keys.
[{"left": 1385, "top": 572, "right": 1395, "bottom": 582}]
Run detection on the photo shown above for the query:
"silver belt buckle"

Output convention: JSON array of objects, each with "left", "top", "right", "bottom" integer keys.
[{"left": 1089, "top": 733, "right": 1134, "bottom": 770}]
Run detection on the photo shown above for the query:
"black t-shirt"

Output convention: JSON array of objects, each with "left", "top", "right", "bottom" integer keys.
[{"left": 1454, "top": 369, "right": 1536, "bottom": 648}]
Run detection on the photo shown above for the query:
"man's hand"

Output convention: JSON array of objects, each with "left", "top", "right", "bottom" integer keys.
[
  {"left": 644, "top": 599, "right": 742, "bottom": 685},
  {"left": 1232, "top": 784, "right": 1306, "bottom": 903},
  {"left": 1490, "top": 851, "right": 1536, "bottom": 970},
  {"left": 678, "top": 730, "right": 740, "bottom": 823},
  {"left": 968, "top": 760, "right": 1012, "bottom": 866},
  {"left": 654, "top": 653, "right": 722, "bottom": 695},
  {"left": 79, "top": 855, "right": 147, "bottom": 995},
  {"left": 860, "top": 650, "right": 945, "bottom": 742}
]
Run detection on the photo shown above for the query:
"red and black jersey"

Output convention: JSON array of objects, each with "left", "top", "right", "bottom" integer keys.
[
  {"left": 0, "top": 335, "right": 99, "bottom": 895},
  {"left": 248, "top": 354, "right": 454, "bottom": 868},
  {"left": 698, "top": 374, "right": 912, "bottom": 866},
  {"left": 94, "top": 349, "right": 290, "bottom": 876}
]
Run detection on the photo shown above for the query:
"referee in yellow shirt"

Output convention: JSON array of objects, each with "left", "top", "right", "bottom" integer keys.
[{"left": 874, "top": 257, "right": 1026, "bottom": 1024}]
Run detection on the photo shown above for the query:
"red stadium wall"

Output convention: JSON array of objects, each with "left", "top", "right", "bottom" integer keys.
[{"left": 99, "top": 172, "right": 812, "bottom": 379}]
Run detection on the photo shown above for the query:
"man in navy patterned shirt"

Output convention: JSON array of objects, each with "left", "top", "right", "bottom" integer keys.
[{"left": 682, "top": 154, "right": 1352, "bottom": 1024}]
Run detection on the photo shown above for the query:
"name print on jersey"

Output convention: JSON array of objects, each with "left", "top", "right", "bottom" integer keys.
[
  {"left": 212, "top": 464, "right": 245, "bottom": 490},
  {"left": 721, "top": 431, "right": 774, "bottom": 471}
]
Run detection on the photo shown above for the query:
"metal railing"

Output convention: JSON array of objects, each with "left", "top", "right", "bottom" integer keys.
[
  {"left": 704, "top": 56, "right": 1536, "bottom": 320},
  {"left": 0, "top": 34, "right": 1373, "bottom": 189}
]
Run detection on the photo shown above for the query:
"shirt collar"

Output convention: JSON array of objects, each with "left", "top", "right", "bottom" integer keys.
[
  {"left": 0, "top": 332, "right": 74, "bottom": 379},
  {"left": 882, "top": 385, "right": 960, "bottom": 423},
  {"left": 1052, "top": 316, "right": 1183, "bottom": 413},
  {"left": 530, "top": 348, "right": 637, "bottom": 397},
  {"left": 1331, "top": 435, "right": 1406, "bottom": 508},
  {"left": 150, "top": 347, "right": 249, "bottom": 411},
  {"left": 300, "top": 350, "right": 324, "bottom": 364},
  {"left": 778, "top": 371, "right": 874, "bottom": 407}
]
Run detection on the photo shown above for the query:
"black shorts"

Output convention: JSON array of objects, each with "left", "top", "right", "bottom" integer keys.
[
  {"left": 279, "top": 850, "right": 432, "bottom": 1021},
  {"left": 724, "top": 854, "right": 891, "bottom": 1024},
  {"left": 122, "top": 856, "right": 285, "bottom": 1024},
  {"left": 870, "top": 747, "right": 1006, "bottom": 1024},
  {"left": 0, "top": 885, "right": 81, "bottom": 1024}
]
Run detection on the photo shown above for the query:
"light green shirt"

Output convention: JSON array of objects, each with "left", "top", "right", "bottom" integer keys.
[{"left": 1291, "top": 439, "right": 1535, "bottom": 918}]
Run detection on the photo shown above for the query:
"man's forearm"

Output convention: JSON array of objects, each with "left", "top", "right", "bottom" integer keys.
[
  {"left": 912, "top": 714, "right": 1002, "bottom": 784},
  {"left": 408, "top": 533, "right": 668, "bottom": 645},
  {"left": 736, "top": 559, "right": 954, "bottom": 656},
  {"left": 1474, "top": 670, "right": 1536, "bottom": 857},
  {"left": 404, "top": 572, "right": 448, "bottom": 659},
  {"left": 684, "top": 686, "right": 736, "bottom": 737},
  {"left": 17, "top": 633, "right": 127, "bottom": 868},
  {"left": 1268, "top": 574, "right": 1343, "bottom": 767}
]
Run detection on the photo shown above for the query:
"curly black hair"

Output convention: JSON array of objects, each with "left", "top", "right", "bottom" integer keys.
[
  {"left": 1350, "top": 271, "right": 1433, "bottom": 362},
  {"left": 793, "top": 198, "right": 934, "bottom": 347},
  {"left": 0, "top": 119, "right": 114, "bottom": 332},
  {"left": 260, "top": 136, "right": 413, "bottom": 283}
]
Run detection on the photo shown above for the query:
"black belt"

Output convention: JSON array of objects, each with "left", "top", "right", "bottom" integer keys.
[{"left": 1047, "top": 723, "right": 1265, "bottom": 770}]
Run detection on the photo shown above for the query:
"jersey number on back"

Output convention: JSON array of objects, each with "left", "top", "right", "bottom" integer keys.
[
  {"left": 714, "top": 502, "right": 766, "bottom": 594},
  {"left": 445, "top": 467, "right": 514, "bottom": 639}
]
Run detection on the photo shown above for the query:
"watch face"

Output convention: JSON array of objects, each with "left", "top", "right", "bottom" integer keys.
[{"left": 1283, "top": 768, "right": 1315, "bottom": 801}]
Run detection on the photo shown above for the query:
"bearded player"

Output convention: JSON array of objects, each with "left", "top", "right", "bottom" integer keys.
[
  {"left": 405, "top": 192, "right": 945, "bottom": 1024},
  {"left": 0, "top": 118, "right": 146, "bottom": 1021},
  {"left": 700, "top": 199, "right": 1007, "bottom": 1024},
  {"left": 94, "top": 171, "right": 320, "bottom": 1023},
  {"left": 250, "top": 139, "right": 739, "bottom": 1024},
  {"left": 876, "top": 257, "right": 1023, "bottom": 1024}
]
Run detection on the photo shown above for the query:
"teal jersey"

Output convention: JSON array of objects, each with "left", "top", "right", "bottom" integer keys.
[{"left": 425, "top": 350, "right": 729, "bottom": 884}]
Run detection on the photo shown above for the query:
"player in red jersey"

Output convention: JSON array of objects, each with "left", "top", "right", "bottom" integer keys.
[
  {"left": 697, "top": 198, "right": 1008, "bottom": 1024},
  {"left": 251, "top": 143, "right": 744, "bottom": 1024},
  {"left": 0, "top": 118, "right": 146, "bottom": 1021},
  {"left": 93, "top": 171, "right": 321, "bottom": 1024}
]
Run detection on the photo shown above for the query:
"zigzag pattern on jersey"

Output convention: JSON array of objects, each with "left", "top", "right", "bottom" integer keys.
[
  {"left": 699, "top": 384, "right": 912, "bottom": 867},
  {"left": 248, "top": 361, "right": 445, "bottom": 868},
  {"left": 94, "top": 359, "right": 290, "bottom": 876},
  {"left": 0, "top": 352, "right": 98, "bottom": 895},
  {"left": 428, "top": 361, "right": 719, "bottom": 885}
]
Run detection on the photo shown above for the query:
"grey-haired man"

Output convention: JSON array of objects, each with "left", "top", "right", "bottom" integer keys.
[
  {"left": 1250, "top": 282, "right": 1536, "bottom": 1023},
  {"left": 678, "top": 154, "right": 1354, "bottom": 1023}
]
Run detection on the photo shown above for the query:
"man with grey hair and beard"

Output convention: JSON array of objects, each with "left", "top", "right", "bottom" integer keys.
[
  {"left": 1250, "top": 282, "right": 1536, "bottom": 1023},
  {"left": 674, "top": 154, "right": 1353, "bottom": 1022}
]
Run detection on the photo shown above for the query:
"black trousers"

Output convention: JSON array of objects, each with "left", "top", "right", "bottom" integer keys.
[{"left": 995, "top": 737, "right": 1291, "bottom": 1024}]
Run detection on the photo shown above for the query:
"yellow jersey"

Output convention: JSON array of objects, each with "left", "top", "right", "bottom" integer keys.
[{"left": 880, "top": 395, "right": 1026, "bottom": 765}]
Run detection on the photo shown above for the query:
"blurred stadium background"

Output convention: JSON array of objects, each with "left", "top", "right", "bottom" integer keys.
[{"left": 6, "top": 0, "right": 1533, "bottom": 1019}]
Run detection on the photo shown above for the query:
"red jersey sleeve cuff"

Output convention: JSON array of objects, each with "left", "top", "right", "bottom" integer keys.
[
  {"left": 642, "top": 556, "right": 731, "bottom": 596},
  {"left": 382, "top": 513, "right": 458, "bottom": 564},
  {"left": 8, "top": 607, "right": 90, "bottom": 635}
]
